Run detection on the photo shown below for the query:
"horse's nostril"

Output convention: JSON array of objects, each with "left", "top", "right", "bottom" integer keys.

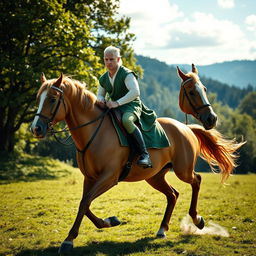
[
  {"left": 207, "top": 116, "right": 212, "bottom": 123},
  {"left": 34, "top": 126, "right": 42, "bottom": 134},
  {"left": 206, "top": 113, "right": 217, "bottom": 128}
]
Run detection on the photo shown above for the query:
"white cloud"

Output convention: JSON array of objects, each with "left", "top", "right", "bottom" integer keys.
[
  {"left": 167, "top": 12, "right": 245, "bottom": 48},
  {"left": 117, "top": 0, "right": 255, "bottom": 65},
  {"left": 245, "top": 14, "right": 256, "bottom": 32},
  {"left": 119, "top": 0, "right": 183, "bottom": 49},
  {"left": 217, "top": 0, "right": 235, "bottom": 9},
  {"left": 163, "top": 13, "right": 255, "bottom": 64}
]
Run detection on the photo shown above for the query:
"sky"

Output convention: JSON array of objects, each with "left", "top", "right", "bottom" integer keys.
[{"left": 118, "top": 0, "right": 256, "bottom": 65}]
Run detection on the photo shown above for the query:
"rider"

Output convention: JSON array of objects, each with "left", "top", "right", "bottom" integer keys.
[{"left": 96, "top": 46, "right": 155, "bottom": 168}]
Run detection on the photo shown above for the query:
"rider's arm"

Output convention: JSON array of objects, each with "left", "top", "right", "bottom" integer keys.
[
  {"left": 97, "top": 85, "right": 106, "bottom": 102},
  {"left": 116, "top": 73, "right": 140, "bottom": 106}
]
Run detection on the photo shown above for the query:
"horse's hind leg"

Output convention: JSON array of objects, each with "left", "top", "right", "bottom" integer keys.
[
  {"left": 146, "top": 168, "right": 179, "bottom": 238},
  {"left": 189, "top": 172, "right": 204, "bottom": 229}
]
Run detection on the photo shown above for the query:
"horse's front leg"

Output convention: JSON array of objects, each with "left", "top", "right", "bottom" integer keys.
[
  {"left": 59, "top": 172, "right": 118, "bottom": 254},
  {"left": 86, "top": 208, "right": 121, "bottom": 229}
]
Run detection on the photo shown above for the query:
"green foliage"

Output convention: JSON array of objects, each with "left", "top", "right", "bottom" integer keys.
[
  {"left": 211, "top": 99, "right": 256, "bottom": 173},
  {"left": 0, "top": 0, "right": 140, "bottom": 153},
  {"left": 0, "top": 172, "right": 255, "bottom": 255},
  {"left": 0, "top": 152, "right": 75, "bottom": 183},
  {"left": 32, "top": 138, "right": 77, "bottom": 166},
  {"left": 229, "top": 112, "right": 256, "bottom": 173},
  {"left": 136, "top": 56, "right": 181, "bottom": 119},
  {"left": 238, "top": 91, "right": 256, "bottom": 119}
]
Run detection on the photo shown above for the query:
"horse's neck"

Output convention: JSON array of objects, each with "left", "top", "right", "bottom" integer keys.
[{"left": 65, "top": 100, "right": 103, "bottom": 151}]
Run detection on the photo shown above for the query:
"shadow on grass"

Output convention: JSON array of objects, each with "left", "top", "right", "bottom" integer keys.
[
  {"left": 0, "top": 153, "right": 71, "bottom": 185},
  {"left": 16, "top": 236, "right": 195, "bottom": 256}
]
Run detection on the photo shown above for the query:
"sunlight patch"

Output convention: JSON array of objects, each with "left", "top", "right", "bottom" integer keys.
[{"left": 180, "top": 215, "right": 229, "bottom": 237}]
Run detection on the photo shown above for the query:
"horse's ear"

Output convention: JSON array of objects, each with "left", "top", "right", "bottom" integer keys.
[
  {"left": 41, "top": 72, "right": 47, "bottom": 83},
  {"left": 55, "top": 73, "right": 63, "bottom": 88},
  {"left": 177, "top": 66, "right": 189, "bottom": 81},
  {"left": 192, "top": 63, "right": 198, "bottom": 74}
]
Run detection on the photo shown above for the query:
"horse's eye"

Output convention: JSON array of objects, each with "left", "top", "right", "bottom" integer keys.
[
  {"left": 189, "top": 91, "right": 195, "bottom": 96},
  {"left": 50, "top": 98, "right": 56, "bottom": 104}
]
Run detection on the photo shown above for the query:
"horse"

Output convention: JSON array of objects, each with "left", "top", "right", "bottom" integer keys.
[{"left": 30, "top": 64, "right": 243, "bottom": 255}]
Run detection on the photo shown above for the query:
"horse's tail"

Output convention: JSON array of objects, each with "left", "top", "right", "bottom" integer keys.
[{"left": 188, "top": 124, "right": 245, "bottom": 183}]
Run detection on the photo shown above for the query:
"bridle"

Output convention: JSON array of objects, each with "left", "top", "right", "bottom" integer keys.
[
  {"left": 35, "top": 85, "right": 66, "bottom": 126},
  {"left": 35, "top": 84, "right": 110, "bottom": 151},
  {"left": 181, "top": 78, "right": 211, "bottom": 123}
]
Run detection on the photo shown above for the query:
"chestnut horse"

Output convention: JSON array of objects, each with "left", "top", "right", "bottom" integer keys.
[{"left": 30, "top": 64, "right": 242, "bottom": 254}]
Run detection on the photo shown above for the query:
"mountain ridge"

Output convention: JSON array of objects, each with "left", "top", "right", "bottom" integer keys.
[{"left": 171, "top": 60, "right": 256, "bottom": 89}]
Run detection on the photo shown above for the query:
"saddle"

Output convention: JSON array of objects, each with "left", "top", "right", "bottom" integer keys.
[{"left": 109, "top": 108, "right": 137, "bottom": 181}]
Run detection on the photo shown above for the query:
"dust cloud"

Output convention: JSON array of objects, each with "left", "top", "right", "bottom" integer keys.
[{"left": 180, "top": 215, "right": 229, "bottom": 237}]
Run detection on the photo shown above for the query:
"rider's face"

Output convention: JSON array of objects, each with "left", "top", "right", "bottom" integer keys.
[{"left": 104, "top": 52, "right": 120, "bottom": 73}]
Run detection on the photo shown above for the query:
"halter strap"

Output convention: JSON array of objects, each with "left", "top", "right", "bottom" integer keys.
[
  {"left": 51, "top": 85, "right": 63, "bottom": 93},
  {"left": 35, "top": 85, "right": 65, "bottom": 124},
  {"left": 181, "top": 78, "right": 211, "bottom": 122}
]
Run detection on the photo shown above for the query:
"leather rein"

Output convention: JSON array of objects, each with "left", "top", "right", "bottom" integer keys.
[{"left": 36, "top": 85, "right": 110, "bottom": 153}]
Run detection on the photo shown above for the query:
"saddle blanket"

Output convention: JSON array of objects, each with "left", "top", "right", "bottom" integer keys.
[{"left": 109, "top": 112, "right": 170, "bottom": 149}]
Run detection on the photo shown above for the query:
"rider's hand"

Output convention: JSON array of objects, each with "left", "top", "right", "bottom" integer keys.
[
  {"left": 96, "top": 99, "right": 107, "bottom": 109},
  {"left": 106, "top": 101, "right": 120, "bottom": 109}
]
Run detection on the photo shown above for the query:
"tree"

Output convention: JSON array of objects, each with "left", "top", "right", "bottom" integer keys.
[
  {"left": 238, "top": 91, "right": 256, "bottom": 119},
  {"left": 212, "top": 97, "right": 256, "bottom": 173},
  {"left": 229, "top": 112, "right": 256, "bottom": 173},
  {"left": 0, "top": 0, "right": 140, "bottom": 154}
]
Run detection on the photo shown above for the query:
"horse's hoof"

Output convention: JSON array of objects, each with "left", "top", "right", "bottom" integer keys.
[
  {"left": 195, "top": 216, "right": 205, "bottom": 230},
  {"left": 58, "top": 240, "right": 73, "bottom": 255},
  {"left": 156, "top": 227, "right": 166, "bottom": 238},
  {"left": 104, "top": 216, "right": 121, "bottom": 227},
  {"left": 156, "top": 233, "right": 166, "bottom": 239}
]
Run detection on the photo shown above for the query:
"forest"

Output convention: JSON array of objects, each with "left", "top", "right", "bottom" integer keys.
[{"left": 0, "top": 0, "right": 255, "bottom": 179}]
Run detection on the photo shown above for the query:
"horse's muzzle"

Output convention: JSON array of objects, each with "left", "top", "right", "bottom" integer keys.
[
  {"left": 200, "top": 110, "right": 218, "bottom": 130},
  {"left": 30, "top": 119, "right": 48, "bottom": 138}
]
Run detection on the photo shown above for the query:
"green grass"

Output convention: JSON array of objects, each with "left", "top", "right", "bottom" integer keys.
[
  {"left": 0, "top": 167, "right": 255, "bottom": 256},
  {"left": 0, "top": 153, "right": 74, "bottom": 184}
]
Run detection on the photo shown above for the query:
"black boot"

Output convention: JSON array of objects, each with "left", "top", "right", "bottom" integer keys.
[{"left": 130, "top": 127, "right": 152, "bottom": 168}]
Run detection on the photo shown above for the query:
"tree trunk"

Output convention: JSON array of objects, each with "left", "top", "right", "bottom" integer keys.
[
  {"left": 0, "top": 107, "right": 16, "bottom": 154},
  {"left": 0, "top": 127, "right": 15, "bottom": 153}
]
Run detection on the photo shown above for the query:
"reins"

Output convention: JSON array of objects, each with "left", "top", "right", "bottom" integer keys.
[
  {"left": 49, "top": 108, "right": 110, "bottom": 151},
  {"left": 43, "top": 83, "right": 110, "bottom": 175},
  {"left": 37, "top": 83, "right": 110, "bottom": 151}
]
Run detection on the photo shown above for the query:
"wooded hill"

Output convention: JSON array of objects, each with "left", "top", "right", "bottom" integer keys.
[{"left": 136, "top": 55, "right": 254, "bottom": 119}]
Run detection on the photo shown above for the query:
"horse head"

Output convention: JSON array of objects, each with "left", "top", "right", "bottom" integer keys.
[
  {"left": 177, "top": 64, "right": 217, "bottom": 130},
  {"left": 30, "top": 73, "right": 67, "bottom": 138}
]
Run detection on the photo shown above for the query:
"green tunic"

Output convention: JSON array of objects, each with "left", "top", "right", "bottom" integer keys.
[{"left": 99, "top": 66, "right": 170, "bottom": 148}]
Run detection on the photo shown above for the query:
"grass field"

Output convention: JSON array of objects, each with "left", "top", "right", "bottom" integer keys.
[{"left": 0, "top": 165, "right": 255, "bottom": 256}]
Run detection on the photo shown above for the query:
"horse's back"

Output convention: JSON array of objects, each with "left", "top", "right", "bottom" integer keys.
[{"left": 157, "top": 117, "right": 198, "bottom": 147}]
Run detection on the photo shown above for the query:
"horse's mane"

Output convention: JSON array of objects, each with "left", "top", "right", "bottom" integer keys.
[{"left": 37, "top": 75, "right": 97, "bottom": 110}]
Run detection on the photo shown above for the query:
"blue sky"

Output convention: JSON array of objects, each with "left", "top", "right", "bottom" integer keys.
[{"left": 118, "top": 0, "right": 256, "bottom": 65}]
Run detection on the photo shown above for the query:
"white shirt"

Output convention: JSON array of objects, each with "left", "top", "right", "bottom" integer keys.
[{"left": 97, "top": 66, "right": 140, "bottom": 106}]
